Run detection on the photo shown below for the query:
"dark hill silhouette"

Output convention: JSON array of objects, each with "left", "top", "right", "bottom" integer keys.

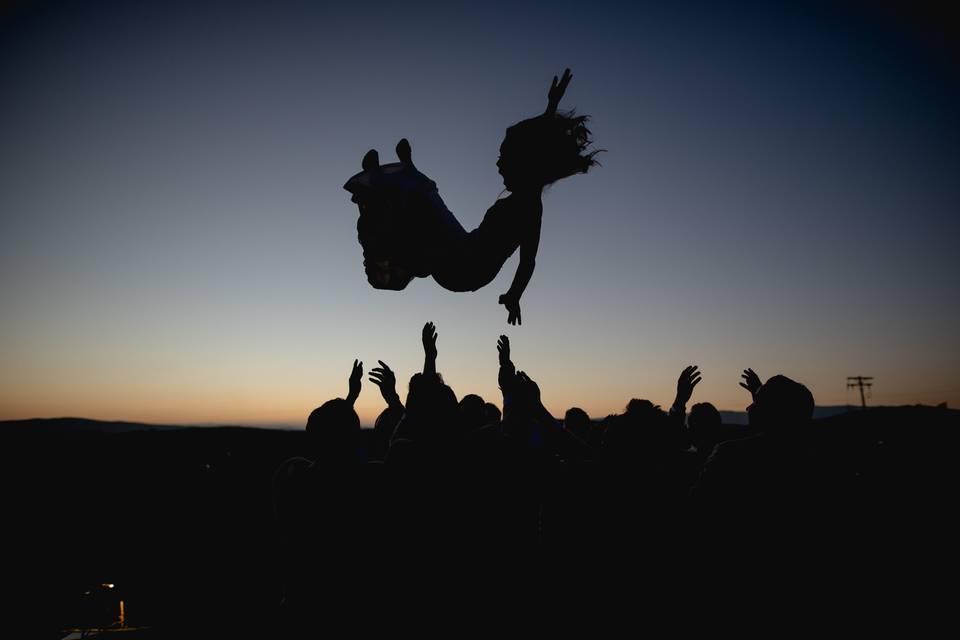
[{"left": 0, "top": 416, "right": 186, "bottom": 434}]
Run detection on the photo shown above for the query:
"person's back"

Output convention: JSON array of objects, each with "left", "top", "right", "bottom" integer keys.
[
  {"left": 690, "top": 375, "right": 852, "bottom": 570},
  {"left": 274, "top": 397, "right": 378, "bottom": 627}
]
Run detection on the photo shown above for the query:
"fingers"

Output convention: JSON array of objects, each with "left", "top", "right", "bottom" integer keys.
[
  {"left": 739, "top": 382, "right": 750, "bottom": 391},
  {"left": 423, "top": 321, "right": 438, "bottom": 344},
  {"left": 377, "top": 360, "right": 391, "bottom": 372}
]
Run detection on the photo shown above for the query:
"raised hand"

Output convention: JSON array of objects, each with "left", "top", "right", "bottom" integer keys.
[
  {"left": 347, "top": 359, "right": 363, "bottom": 405},
  {"left": 499, "top": 294, "right": 521, "bottom": 326},
  {"left": 422, "top": 321, "right": 438, "bottom": 359},
  {"left": 740, "top": 368, "right": 762, "bottom": 398},
  {"left": 676, "top": 365, "right": 702, "bottom": 407},
  {"left": 369, "top": 360, "right": 401, "bottom": 408},
  {"left": 545, "top": 68, "right": 572, "bottom": 115},
  {"left": 422, "top": 321, "right": 438, "bottom": 376},
  {"left": 497, "top": 334, "right": 511, "bottom": 367}
]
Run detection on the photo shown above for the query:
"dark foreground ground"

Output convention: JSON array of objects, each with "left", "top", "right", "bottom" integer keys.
[{"left": 4, "top": 406, "right": 957, "bottom": 637}]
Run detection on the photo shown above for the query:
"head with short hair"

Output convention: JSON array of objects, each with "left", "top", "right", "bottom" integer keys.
[
  {"left": 458, "top": 393, "right": 487, "bottom": 433},
  {"left": 603, "top": 399, "right": 677, "bottom": 460},
  {"left": 688, "top": 402, "right": 722, "bottom": 432},
  {"left": 749, "top": 375, "right": 815, "bottom": 432},
  {"left": 483, "top": 402, "right": 502, "bottom": 424},
  {"left": 564, "top": 407, "right": 591, "bottom": 438}
]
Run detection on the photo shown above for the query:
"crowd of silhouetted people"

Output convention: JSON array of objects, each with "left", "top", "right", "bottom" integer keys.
[
  {"left": 7, "top": 320, "right": 954, "bottom": 636},
  {"left": 270, "top": 321, "right": 926, "bottom": 628}
]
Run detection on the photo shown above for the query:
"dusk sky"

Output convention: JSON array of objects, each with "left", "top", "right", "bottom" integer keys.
[{"left": 2, "top": 0, "right": 958, "bottom": 427}]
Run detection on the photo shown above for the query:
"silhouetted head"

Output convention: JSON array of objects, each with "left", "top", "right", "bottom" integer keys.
[
  {"left": 748, "top": 375, "right": 815, "bottom": 433},
  {"left": 603, "top": 399, "right": 677, "bottom": 462},
  {"left": 458, "top": 393, "right": 488, "bottom": 433},
  {"left": 305, "top": 398, "right": 361, "bottom": 462},
  {"left": 688, "top": 402, "right": 722, "bottom": 432},
  {"left": 564, "top": 407, "right": 591, "bottom": 439},
  {"left": 483, "top": 402, "right": 502, "bottom": 424},
  {"left": 497, "top": 111, "right": 600, "bottom": 192},
  {"left": 624, "top": 398, "right": 657, "bottom": 417},
  {"left": 403, "top": 372, "right": 459, "bottom": 442}
]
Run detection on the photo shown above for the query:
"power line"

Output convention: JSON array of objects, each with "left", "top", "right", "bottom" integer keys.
[{"left": 847, "top": 376, "right": 873, "bottom": 409}]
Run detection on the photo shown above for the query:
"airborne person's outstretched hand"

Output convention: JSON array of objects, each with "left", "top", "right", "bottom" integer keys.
[
  {"left": 545, "top": 68, "right": 572, "bottom": 115},
  {"left": 499, "top": 294, "right": 521, "bottom": 326}
]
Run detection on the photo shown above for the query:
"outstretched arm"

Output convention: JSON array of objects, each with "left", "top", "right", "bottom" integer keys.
[
  {"left": 671, "top": 365, "right": 702, "bottom": 420},
  {"left": 740, "top": 368, "right": 762, "bottom": 401},
  {"left": 346, "top": 359, "right": 363, "bottom": 406},
  {"left": 369, "top": 360, "right": 403, "bottom": 412},
  {"left": 422, "top": 321, "right": 438, "bottom": 377},
  {"left": 516, "top": 370, "right": 590, "bottom": 462},
  {"left": 499, "top": 204, "right": 542, "bottom": 326},
  {"left": 545, "top": 68, "right": 572, "bottom": 115},
  {"left": 497, "top": 334, "right": 517, "bottom": 394}
]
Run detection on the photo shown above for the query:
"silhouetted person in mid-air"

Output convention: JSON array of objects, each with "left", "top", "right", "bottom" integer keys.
[{"left": 344, "top": 69, "right": 601, "bottom": 324}]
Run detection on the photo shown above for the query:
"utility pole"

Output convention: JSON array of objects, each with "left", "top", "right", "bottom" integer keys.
[{"left": 847, "top": 376, "right": 873, "bottom": 409}]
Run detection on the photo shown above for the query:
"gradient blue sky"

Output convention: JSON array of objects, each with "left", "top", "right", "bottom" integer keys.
[{"left": 1, "top": 0, "right": 958, "bottom": 426}]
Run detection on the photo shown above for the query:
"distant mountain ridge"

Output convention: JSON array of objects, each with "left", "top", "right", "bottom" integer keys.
[
  {"left": 0, "top": 417, "right": 188, "bottom": 433},
  {"left": 0, "top": 405, "right": 925, "bottom": 432},
  {"left": 719, "top": 404, "right": 866, "bottom": 425}
]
